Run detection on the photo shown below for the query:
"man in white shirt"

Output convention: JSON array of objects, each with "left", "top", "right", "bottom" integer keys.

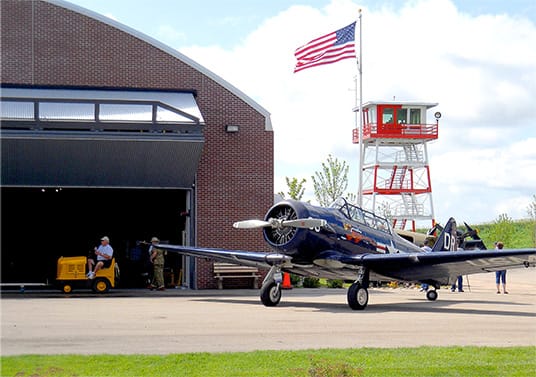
[{"left": 87, "top": 236, "right": 114, "bottom": 279}]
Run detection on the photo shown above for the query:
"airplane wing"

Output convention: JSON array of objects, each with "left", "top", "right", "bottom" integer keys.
[
  {"left": 335, "top": 248, "right": 536, "bottom": 284},
  {"left": 155, "top": 244, "right": 290, "bottom": 269},
  {"left": 158, "top": 243, "right": 535, "bottom": 284}
]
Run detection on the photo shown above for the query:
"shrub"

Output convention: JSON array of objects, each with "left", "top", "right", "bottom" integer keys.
[
  {"left": 303, "top": 277, "right": 321, "bottom": 288},
  {"left": 326, "top": 279, "right": 344, "bottom": 288},
  {"left": 290, "top": 274, "right": 303, "bottom": 287}
]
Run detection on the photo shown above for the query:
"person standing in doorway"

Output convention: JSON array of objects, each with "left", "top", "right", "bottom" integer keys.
[
  {"left": 495, "top": 242, "right": 508, "bottom": 294},
  {"left": 148, "top": 237, "right": 165, "bottom": 291}
]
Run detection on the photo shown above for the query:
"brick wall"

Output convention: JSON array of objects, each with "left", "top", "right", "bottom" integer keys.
[{"left": 1, "top": 0, "right": 273, "bottom": 288}]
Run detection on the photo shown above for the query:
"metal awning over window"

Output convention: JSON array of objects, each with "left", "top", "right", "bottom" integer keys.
[
  {"left": 1, "top": 87, "right": 204, "bottom": 132},
  {"left": 1, "top": 86, "right": 205, "bottom": 188}
]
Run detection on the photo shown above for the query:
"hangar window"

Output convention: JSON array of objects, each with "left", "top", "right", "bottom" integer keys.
[
  {"left": 99, "top": 104, "right": 153, "bottom": 122},
  {"left": 0, "top": 87, "right": 205, "bottom": 132},
  {"left": 40, "top": 102, "right": 94, "bottom": 120},
  {"left": 1, "top": 101, "right": 34, "bottom": 119}
]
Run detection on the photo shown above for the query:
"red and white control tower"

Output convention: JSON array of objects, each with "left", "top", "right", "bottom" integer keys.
[{"left": 353, "top": 101, "right": 440, "bottom": 231}]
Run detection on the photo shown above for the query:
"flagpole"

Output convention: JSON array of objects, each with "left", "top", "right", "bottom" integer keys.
[{"left": 357, "top": 9, "right": 364, "bottom": 207}]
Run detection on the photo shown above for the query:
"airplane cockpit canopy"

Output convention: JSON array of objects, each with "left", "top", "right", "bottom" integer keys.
[{"left": 330, "top": 197, "right": 392, "bottom": 235}]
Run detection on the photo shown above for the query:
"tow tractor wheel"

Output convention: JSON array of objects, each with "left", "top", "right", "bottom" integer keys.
[
  {"left": 92, "top": 277, "right": 111, "bottom": 294},
  {"left": 260, "top": 281, "right": 282, "bottom": 307},
  {"left": 347, "top": 282, "right": 369, "bottom": 310},
  {"left": 62, "top": 284, "right": 72, "bottom": 294},
  {"left": 426, "top": 289, "right": 438, "bottom": 301}
]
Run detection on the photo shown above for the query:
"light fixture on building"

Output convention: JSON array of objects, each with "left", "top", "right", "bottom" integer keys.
[{"left": 225, "top": 124, "right": 239, "bottom": 133}]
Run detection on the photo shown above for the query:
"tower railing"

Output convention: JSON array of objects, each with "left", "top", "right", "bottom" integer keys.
[{"left": 353, "top": 122, "right": 438, "bottom": 143}]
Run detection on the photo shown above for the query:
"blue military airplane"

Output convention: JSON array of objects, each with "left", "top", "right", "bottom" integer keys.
[{"left": 157, "top": 197, "right": 536, "bottom": 310}]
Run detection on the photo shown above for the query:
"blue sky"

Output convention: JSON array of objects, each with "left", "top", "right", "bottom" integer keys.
[
  {"left": 64, "top": 0, "right": 536, "bottom": 225},
  {"left": 68, "top": 0, "right": 536, "bottom": 49}
]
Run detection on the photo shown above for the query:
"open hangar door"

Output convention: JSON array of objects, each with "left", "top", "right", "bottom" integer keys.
[
  {"left": 1, "top": 87, "right": 205, "bottom": 288},
  {"left": 1, "top": 187, "right": 187, "bottom": 288}
]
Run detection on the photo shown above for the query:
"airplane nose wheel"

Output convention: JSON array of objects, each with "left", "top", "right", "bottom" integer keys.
[
  {"left": 260, "top": 281, "right": 282, "bottom": 307},
  {"left": 347, "top": 282, "right": 369, "bottom": 310}
]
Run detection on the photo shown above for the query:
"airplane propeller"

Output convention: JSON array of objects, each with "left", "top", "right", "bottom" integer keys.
[
  {"left": 233, "top": 218, "right": 326, "bottom": 229},
  {"left": 463, "top": 222, "right": 481, "bottom": 239}
]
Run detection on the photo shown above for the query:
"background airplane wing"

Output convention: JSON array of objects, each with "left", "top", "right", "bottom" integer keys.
[
  {"left": 336, "top": 248, "right": 536, "bottom": 283},
  {"left": 156, "top": 244, "right": 289, "bottom": 269}
]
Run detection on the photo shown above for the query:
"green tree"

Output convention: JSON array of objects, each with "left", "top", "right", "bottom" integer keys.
[
  {"left": 487, "top": 213, "right": 517, "bottom": 248},
  {"left": 346, "top": 192, "right": 357, "bottom": 204},
  {"left": 377, "top": 201, "right": 393, "bottom": 221},
  {"left": 312, "top": 154, "right": 349, "bottom": 206},
  {"left": 527, "top": 194, "right": 536, "bottom": 247},
  {"left": 278, "top": 177, "right": 306, "bottom": 201}
]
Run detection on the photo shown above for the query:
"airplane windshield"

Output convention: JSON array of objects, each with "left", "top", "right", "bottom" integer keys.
[{"left": 329, "top": 197, "right": 391, "bottom": 234}]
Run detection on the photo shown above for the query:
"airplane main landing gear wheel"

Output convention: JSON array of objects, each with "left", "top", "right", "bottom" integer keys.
[
  {"left": 260, "top": 281, "right": 282, "bottom": 307},
  {"left": 347, "top": 283, "right": 369, "bottom": 310},
  {"left": 426, "top": 289, "right": 438, "bottom": 301}
]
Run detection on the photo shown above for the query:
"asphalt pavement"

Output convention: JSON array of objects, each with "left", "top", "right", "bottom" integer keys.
[{"left": 1, "top": 268, "right": 535, "bottom": 355}]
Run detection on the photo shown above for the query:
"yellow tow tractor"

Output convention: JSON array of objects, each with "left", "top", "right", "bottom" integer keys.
[{"left": 56, "top": 256, "right": 118, "bottom": 293}]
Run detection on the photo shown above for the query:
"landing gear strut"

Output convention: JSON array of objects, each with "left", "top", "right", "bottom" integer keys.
[
  {"left": 347, "top": 267, "right": 370, "bottom": 310},
  {"left": 260, "top": 265, "right": 283, "bottom": 307}
]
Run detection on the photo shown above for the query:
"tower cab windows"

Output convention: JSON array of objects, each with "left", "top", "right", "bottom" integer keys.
[
  {"left": 380, "top": 106, "right": 422, "bottom": 126},
  {"left": 383, "top": 108, "right": 394, "bottom": 125}
]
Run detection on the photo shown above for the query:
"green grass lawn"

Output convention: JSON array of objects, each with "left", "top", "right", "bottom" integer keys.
[{"left": 2, "top": 346, "right": 535, "bottom": 377}]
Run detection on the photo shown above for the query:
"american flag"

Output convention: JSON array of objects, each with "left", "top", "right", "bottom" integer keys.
[{"left": 294, "top": 22, "right": 356, "bottom": 73}]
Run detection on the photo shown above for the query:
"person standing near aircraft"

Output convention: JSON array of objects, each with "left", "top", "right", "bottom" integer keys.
[
  {"left": 87, "top": 236, "right": 113, "bottom": 279},
  {"left": 495, "top": 242, "right": 508, "bottom": 294},
  {"left": 148, "top": 237, "right": 165, "bottom": 291},
  {"left": 419, "top": 237, "right": 435, "bottom": 292},
  {"left": 451, "top": 243, "right": 464, "bottom": 292},
  {"left": 451, "top": 275, "right": 464, "bottom": 292}
]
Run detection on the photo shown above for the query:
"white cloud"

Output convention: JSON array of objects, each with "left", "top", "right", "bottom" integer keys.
[
  {"left": 104, "top": 13, "right": 118, "bottom": 21},
  {"left": 178, "top": 0, "right": 536, "bottom": 222},
  {"left": 157, "top": 25, "right": 187, "bottom": 44}
]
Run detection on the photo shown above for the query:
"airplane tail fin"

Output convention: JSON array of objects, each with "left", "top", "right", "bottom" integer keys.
[{"left": 431, "top": 217, "right": 458, "bottom": 251}]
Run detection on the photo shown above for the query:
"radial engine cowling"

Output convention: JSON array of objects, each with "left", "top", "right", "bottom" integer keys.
[{"left": 262, "top": 201, "right": 310, "bottom": 252}]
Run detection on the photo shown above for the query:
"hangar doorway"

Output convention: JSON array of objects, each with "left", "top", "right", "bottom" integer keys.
[{"left": 1, "top": 187, "right": 189, "bottom": 288}]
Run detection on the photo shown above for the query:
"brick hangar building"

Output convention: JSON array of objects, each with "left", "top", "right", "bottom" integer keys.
[{"left": 1, "top": 0, "right": 273, "bottom": 289}]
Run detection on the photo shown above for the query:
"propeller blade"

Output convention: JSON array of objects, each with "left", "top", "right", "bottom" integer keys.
[
  {"left": 464, "top": 222, "right": 481, "bottom": 239},
  {"left": 233, "top": 217, "right": 327, "bottom": 229},
  {"left": 282, "top": 218, "right": 327, "bottom": 229},
  {"left": 233, "top": 220, "right": 271, "bottom": 229}
]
